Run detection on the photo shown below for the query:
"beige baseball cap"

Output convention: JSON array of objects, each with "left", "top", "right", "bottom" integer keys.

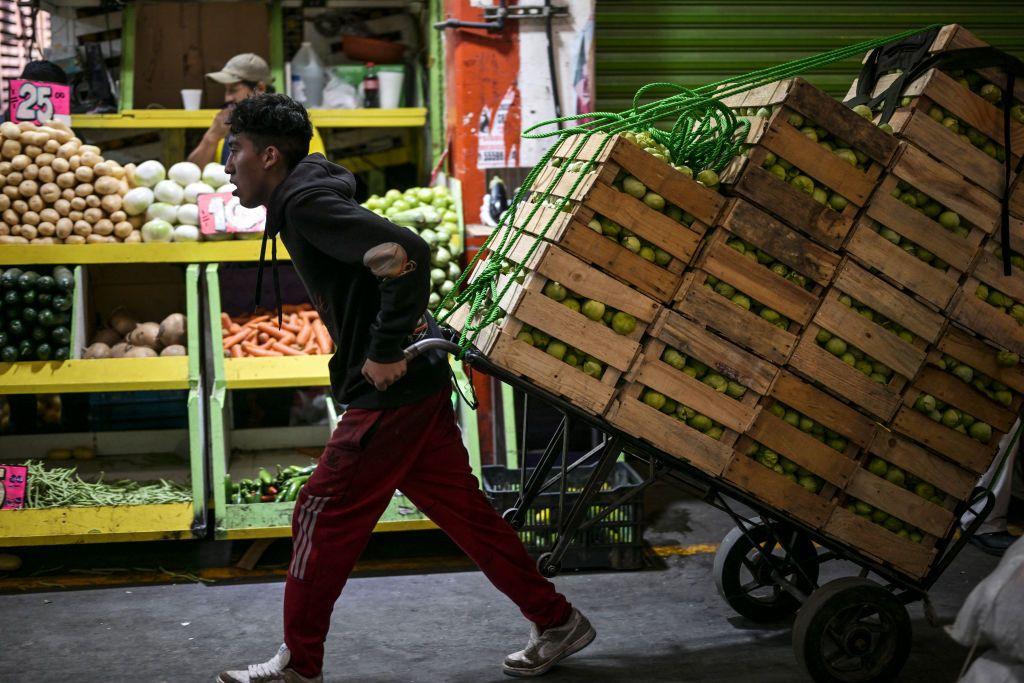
[{"left": 206, "top": 53, "right": 272, "bottom": 84}]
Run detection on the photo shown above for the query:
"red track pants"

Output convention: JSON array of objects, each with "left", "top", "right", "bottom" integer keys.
[{"left": 283, "top": 388, "right": 572, "bottom": 677}]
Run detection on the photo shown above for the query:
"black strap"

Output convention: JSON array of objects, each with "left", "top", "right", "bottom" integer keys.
[{"left": 845, "top": 36, "right": 1024, "bottom": 276}]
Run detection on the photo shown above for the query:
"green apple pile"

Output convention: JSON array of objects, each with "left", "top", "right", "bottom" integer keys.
[
  {"left": 899, "top": 69, "right": 1024, "bottom": 161},
  {"left": 704, "top": 274, "right": 791, "bottom": 330},
  {"left": 659, "top": 345, "right": 749, "bottom": 399},
  {"left": 866, "top": 456, "right": 947, "bottom": 507},
  {"left": 362, "top": 186, "right": 462, "bottom": 311},
  {"left": 619, "top": 130, "right": 722, "bottom": 189},
  {"left": 587, "top": 213, "right": 674, "bottom": 268},
  {"left": 882, "top": 180, "right": 974, "bottom": 273},
  {"left": 745, "top": 441, "right": 825, "bottom": 493},
  {"left": 639, "top": 386, "right": 725, "bottom": 441},
  {"left": 724, "top": 236, "right": 814, "bottom": 291},
  {"left": 974, "top": 281, "right": 1024, "bottom": 327},
  {"left": 912, "top": 392, "right": 993, "bottom": 444},
  {"left": 766, "top": 401, "right": 850, "bottom": 452},
  {"left": 935, "top": 354, "right": 1019, "bottom": 408},
  {"left": 738, "top": 106, "right": 887, "bottom": 212},
  {"left": 845, "top": 498, "right": 925, "bottom": 543}
]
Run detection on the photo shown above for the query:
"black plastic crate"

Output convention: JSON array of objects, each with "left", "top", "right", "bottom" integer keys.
[
  {"left": 482, "top": 462, "right": 646, "bottom": 570},
  {"left": 88, "top": 391, "right": 188, "bottom": 431}
]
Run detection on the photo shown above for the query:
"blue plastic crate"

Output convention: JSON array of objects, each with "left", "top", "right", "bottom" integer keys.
[{"left": 88, "top": 391, "right": 189, "bottom": 431}]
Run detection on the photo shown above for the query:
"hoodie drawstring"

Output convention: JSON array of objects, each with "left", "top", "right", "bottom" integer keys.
[{"left": 254, "top": 228, "right": 284, "bottom": 329}]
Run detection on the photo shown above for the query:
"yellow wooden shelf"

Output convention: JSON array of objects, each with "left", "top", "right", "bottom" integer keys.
[
  {"left": 0, "top": 240, "right": 286, "bottom": 265},
  {"left": 223, "top": 355, "right": 330, "bottom": 390},
  {"left": 221, "top": 518, "right": 436, "bottom": 540},
  {"left": 71, "top": 108, "right": 427, "bottom": 129},
  {"left": 0, "top": 502, "right": 195, "bottom": 546},
  {"left": 0, "top": 357, "right": 190, "bottom": 394}
]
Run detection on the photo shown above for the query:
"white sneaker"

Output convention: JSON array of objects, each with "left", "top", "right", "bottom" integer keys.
[
  {"left": 217, "top": 644, "right": 322, "bottom": 683},
  {"left": 503, "top": 608, "right": 596, "bottom": 677}
]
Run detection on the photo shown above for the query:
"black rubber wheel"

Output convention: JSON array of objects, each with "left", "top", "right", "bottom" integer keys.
[
  {"left": 537, "top": 552, "right": 560, "bottom": 578},
  {"left": 793, "top": 577, "right": 912, "bottom": 683},
  {"left": 502, "top": 507, "right": 522, "bottom": 530},
  {"left": 713, "top": 520, "right": 820, "bottom": 622}
]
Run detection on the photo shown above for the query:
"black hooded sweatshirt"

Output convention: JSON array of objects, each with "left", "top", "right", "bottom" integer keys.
[{"left": 261, "top": 154, "right": 450, "bottom": 410}]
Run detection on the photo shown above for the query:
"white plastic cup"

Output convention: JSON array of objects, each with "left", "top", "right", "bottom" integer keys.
[
  {"left": 181, "top": 89, "right": 203, "bottom": 110},
  {"left": 378, "top": 71, "right": 404, "bottom": 109}
]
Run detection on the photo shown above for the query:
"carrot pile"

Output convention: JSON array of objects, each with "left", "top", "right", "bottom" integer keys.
[{"left": 221, "top": 305, "right": 334, "bottom": 358}]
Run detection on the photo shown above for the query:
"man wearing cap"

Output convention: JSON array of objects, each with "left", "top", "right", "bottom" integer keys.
[{"left": 188, "top": 53, "right": 274, "bottom": 167}]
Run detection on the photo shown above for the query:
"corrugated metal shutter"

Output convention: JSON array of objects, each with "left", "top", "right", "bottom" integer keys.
[
  {"left": 596, "top": 2, "right": 1024, "bottom": 112},
  {"left": 0, "top": 1, "right": 51, "bottom": 112}
]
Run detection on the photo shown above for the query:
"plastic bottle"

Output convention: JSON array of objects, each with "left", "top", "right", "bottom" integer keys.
[
  {"left": 290, "top": 42, "right": 325, "bottom": 108},
  {"left": 362, "top": 62, "right": 379, "bottom": 108}
]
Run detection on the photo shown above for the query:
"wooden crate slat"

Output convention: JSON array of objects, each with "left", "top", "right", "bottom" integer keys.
[
  {"left": 824, "top": 506, "right": 936, "bottom": 579},
  {"left": 888, "top": 108, "right": 1008, "bottom": 199},
  {"left": 513, "top": 289, "right": 639, "bottom": 371},
  {"left": 585, "top": 182, "right": 702, "bottom": 260},
  {"left": 973, "top": 250, "right": 1024, "bottom": 304},
  {"left": 770, "top": 370, "right": 878, "bottom": 448},
  {"left": 746, "top": 412, "right": 858, "bottom": 488},
  {"left": 922, "top": 68, "right": 1024, "bottom": 153},
  {"left": 846, "top": 223, "right": 960, "bottom": 310},
  {"left": 891, "top": 407, "right": 994, "bottom": 474},
  {"left": 865, "top": 186, "right": 980, "bottom": 272},
  {"left": 718, "top": 199, "right": 841, "bottom": 287},
  {"left": 678, "top": 280, "right": 797, "bottom": 365},
  {"left": 913, "top": 366, "right": 1016, "bottom": 433},
  {"left": 726, "top": 163, "right": 849, "bottom": 250},
  {"left": 891, "top": 144, "right": 1000, "bottom": 235},
  {"left": 815, "top": 292, "right": 926, "bottom": 380},
  {"left": 491, "top": 332, "right": 615, "bottom": 416},
  {"left": 609, "top": 139, "right": 726, "bottom": 227},
  {"left": 938, "top": 326, "right": 1024, "bottom": 395},
  {"left": 634, "top": 361, "right": 756, "bottom": 434},
  {"left": 950, "top": 282, "right": 1024, "bottom": 356},
  {"left": 833, "top": 261, "right": 945, "bottom": 343},
  {"left": 702, "top": 239, "right": 819, "bottom": 324},
  {"left": 789, "top": 333, "right": 903, "bottom": 421},
  {"left": 869, "top": 430, "right": 978, "bottom": 502},
  {"left": 723, "top": 453, "right": 834, "bottom": 528},
  {"left": 652, "top": 309, "right": 778, "bottom": 395},
  {"left": 759, "top": 116, "right": 876, "bottom": 205},
  {"left": 606, "top": 397, "right": 732, "bottom": 476},
  {"left": 845, "top": 469, "right": 954, "bottom": 539}
]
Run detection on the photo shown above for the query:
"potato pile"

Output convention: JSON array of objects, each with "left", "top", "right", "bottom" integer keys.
[
  {"left": 83, "top": 309, "right": 187, "bottom": 359},
  {"left": 0, "top": 120, "right": 137, "bottom": 244},
  {"left": 739, "top": 105, "right": 889, "bottom": 212}
]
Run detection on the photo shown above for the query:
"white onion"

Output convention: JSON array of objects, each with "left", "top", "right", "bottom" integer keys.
[
  {"left": 154, "top": 179, "right": 184, "bottom": 205},
  {"left": 168, "top": 161, "right": 202, "bottom": 187}
]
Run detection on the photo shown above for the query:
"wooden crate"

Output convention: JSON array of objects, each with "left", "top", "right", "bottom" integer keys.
[
  {"left": 845, "top": 69, "right": 1022, "bottom": 200},
  {"left": 448, "top": 240, "right": 659, "bottom": 416},
  {"left": 788, "top": 261, "right": 945, "bottom": 422},
  {"left": 724, "top": 370, "right": 876, "bottom": 529},
  {"left": 720, "top": 78, "right": 899, "bottom": 249},
  {"left": 894, "top": 361, "right": 1020, "bottom": 477},
  {"left": 511, "top": 133, "right": 724, "bottom": 302},
  {"left": 967, "top": 211, "right": 1024, "bottom": 314},
  {"left": 672, "top": 218, "right": 834, "bottom": 365},
  {"left": 823, "top": 503, "right": 937, "bottom": 580},
  {"left": 846, "top": 172, "right": 987, "bottom": 310},
  {"left": 605, "top": 309, "right": 778, "bottom": 477},
  {"left": 950, "top": 276, "right": 1024, "bottom": 357}
]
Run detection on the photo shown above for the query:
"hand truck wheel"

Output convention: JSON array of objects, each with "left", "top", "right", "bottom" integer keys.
[
  {"left": 713, "top": 520, "right": 819, "bottom": 623},
  {"left": 793, "top": 577, "right": 912, "bottom": 683},
  {"left": 537, "top": 552, "right": 561, "bottom": 578},
  {"left": 502, "top": 507, "right": 523, "bottom": 530}
]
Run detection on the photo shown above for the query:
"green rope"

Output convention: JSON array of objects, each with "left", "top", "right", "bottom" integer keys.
[{"left": 436, "top": 25, "right": 942, "bottom": 354}]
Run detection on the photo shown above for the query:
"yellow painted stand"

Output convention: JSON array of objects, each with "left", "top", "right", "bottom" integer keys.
[
  {"left": 223, "top": 355, "right": 331, "bottom": 390},
  {"left": 0, "top": 357, "right": 189, "bottom": 394},
  {"left": 0, "top": 502, "right": 195, "bottom": 547},
  {"left": 0, "top": 241, "right": 290, "bottom": 266}
]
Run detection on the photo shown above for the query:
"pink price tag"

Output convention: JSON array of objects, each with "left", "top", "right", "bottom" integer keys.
[
  {"left": 9, "top": 79, "right": 71, "bottom": 125},
  {"left": 0, "top": 465, "right": 28, "bottom": 510},
  {"left": 198, "top": 192, "right": 266, "bottom": 236}
]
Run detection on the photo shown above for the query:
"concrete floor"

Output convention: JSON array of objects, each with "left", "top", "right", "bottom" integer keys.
[{"left": 0, "top": 483, "right": 1002, "bottom": 683}]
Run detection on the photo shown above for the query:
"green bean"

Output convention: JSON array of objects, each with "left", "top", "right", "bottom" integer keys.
[{"left": 22, "top": 460, "right": 191, "bottom": 509}]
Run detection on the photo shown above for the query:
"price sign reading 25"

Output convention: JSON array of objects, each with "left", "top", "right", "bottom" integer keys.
[{"left": 9, "top": 79, "right": 71, "bottom": 125}]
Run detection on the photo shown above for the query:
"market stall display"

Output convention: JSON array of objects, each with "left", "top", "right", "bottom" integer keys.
[
  {"left": 0, "top": 265, "right": 75, "bottom": 361},
  {"left": 221, "top": 306, "right": 333, "bottom": 358}
]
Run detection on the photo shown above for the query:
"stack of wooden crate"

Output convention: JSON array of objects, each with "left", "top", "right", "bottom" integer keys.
[{"left": 449, "top": 24, "right": 1024, "bottom": 581}]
